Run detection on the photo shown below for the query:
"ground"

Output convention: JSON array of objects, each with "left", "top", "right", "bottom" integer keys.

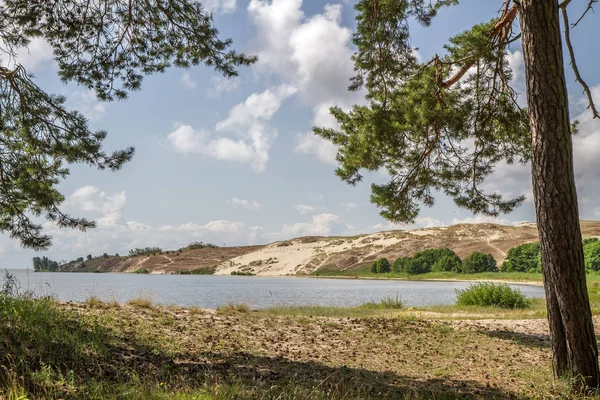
[{"left": 3, "top": 293, "right": 599, "bottom": 399}]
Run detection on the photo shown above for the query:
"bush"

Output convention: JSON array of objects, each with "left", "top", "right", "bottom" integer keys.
[
  {"left": 584, "top": 241, "right": 600, "bottom": 272},
  {"left": 377, "top": 258, "right": 391, "bottom": 273},
  {"left": 502, "top": 242, "right": 540, "bottom": 272},
  {"left": 455, "top": 283, "right": 530, "bottom": 308},
  {"left": 370, "top": 258, "right": 391, "bottom": 273},
  {"left": 370, "top": 260, "right": 378, "bottom": 273},
  {"left": 231, "top": 271, "right": 256, "bottom": 276},
  {"left": 462, "top": 252, "right": 497, "bottom": 273},
  {"left": 406, "top": 248, "right": 461, "bottom": 275},
  {"left": 403, "top": 260, "right": 425, "bottom": 275},
  {"left": 431, "top": 253, "right": 462, "bottom": 272},
  {"left": 392, "top": 256, "right": 412, "bottom": 273},
  {"left": 128, "top": 247, "right": 162, "bottom": 257},
  {"left": 133, "top": 269, "right": 150, "bottom": 274},
  {"left": 182, "top": 241, "right": 219, "bottom": 250}
]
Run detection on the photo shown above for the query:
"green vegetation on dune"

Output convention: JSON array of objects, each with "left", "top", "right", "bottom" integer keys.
[{"left": 314, "top": 267, "right": 543, "bottom": 282}]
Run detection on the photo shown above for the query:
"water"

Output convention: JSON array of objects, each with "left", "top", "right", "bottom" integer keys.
[{"left": 4, "top": 269, "right": 545, "bottom": 309}]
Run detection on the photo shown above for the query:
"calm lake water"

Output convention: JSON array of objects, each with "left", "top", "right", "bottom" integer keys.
[{"left": 5, "top": 269, "right": 545, "bottom": 309}]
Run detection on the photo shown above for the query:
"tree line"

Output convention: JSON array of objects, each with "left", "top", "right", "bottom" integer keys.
[
  {"left": 371, "top": 238, "right": 600, "bottom": 275},
  {"left": 32, "top": 257, "right": 60, "bottom": 272},
  {"left": 370, "top": 249, "right": 496, "bottom": 275}
]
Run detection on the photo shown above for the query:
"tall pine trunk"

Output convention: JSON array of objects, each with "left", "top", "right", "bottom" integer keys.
[{"left": 517, "top": 0, "right": 599, "bottom": 389}]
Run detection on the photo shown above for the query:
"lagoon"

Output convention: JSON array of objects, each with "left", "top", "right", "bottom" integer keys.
[{"left": 5, "top": 269, "right": 545, "bottom": 309}]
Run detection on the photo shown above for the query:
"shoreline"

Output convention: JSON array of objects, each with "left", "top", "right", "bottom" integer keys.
[{"left": 25, "top": 269, "right": 545, "bottom": 286}]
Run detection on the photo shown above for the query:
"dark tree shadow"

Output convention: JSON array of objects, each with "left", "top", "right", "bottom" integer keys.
[
  {"left": 0, "top": 300, "right": 534, "bottom": 399},
  {"left": 478, "top": 329, "right": 550, "bottom": 349},
  {"left": 477, "top": 326, "right": 600, "bottom": 352}
]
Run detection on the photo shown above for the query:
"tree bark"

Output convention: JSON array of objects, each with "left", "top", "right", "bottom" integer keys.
[{"left": 518, "top": 0, "right": 599, "bottom": 389}]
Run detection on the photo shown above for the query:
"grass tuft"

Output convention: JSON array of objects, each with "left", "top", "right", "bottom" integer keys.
[
  {"left": 127, "top": 294, "right": 154, "bottom": 309},
  {"left": 359, "top": 295, "right": 404, "bottom": 310},
  {"left": 216, "top": 302, "right": 250, "bottom": 315}
]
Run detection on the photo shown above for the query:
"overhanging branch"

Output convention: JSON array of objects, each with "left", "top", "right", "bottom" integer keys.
[{"left": 560, "top": 1, "right": 600, "bottom": 119}]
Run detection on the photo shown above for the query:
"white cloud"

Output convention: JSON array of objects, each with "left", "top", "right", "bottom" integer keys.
[
  {"left": 248, "top": 0, "right": 364, "bottom": 164},
  {"left": 168, "top": 85, "right": 296, "bottom": 172},
  {"left": 295, "top": 132, "right": 338, "bottom": 165},
  {"left": 506, "top": 50, "right": 524, "bottom": 84},
  {"left": 265, "top": 213, "right": 349, "bottom": 240},
  {"left": 369, "top": 217, "right": 445, "bottom": 231},
  {"left": 96, "top": 212, "right": 124, "bottom": 228},
  {"left": 203, "top": 220, "right": 244, "bottom": 232},
  {"left": 451, "top": 215, "right": 512, "bottom": 226},
  {"left": 168, "top": 124, "right": 255, "bottom": 164},
  {"left": 181, "top": 72, "right": 196, "bottom": 89},
  {"left": 68, "top": 186, "right": 126, "bottom": 215},
  {"left": 70, "top": 90, "right": 106, "bottom": 121},
  {"left": 209, "top": 76, "right": 239, "bottom": 96},
  {"left": 216, "top": 85, "right": 297, "bottom": 132},
  {"left": 295, "top": 204, "right": 316, "bottom": 214},
  {"left": 341, "top": 202, "right": 357, "bottom": 210},
  {"left": 228, "top": 197, "right": 263, "bottom": 211},
  {"left": 202, "top": 0, "right": 237, "bottom": 14},
  {"left": 43, "top": 216, "right": 259, "bottom": 255},
  {"left": 2, "top": 37, "right": 54, "bottom": 72}
]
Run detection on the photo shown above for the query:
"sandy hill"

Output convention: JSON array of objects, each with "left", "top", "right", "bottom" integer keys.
[{"left": 60, "top": 221, "right": 600, "bottom": 275}]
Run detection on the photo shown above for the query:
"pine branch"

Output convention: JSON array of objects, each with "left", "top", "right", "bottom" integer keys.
[
  {"left": 572, "top": 0, "right": 597, "bottom": 27},
  {"left": 441, "top": 3, "right": 517, "bottom": 88},
  {"left": 560, "top": 2, "right": 600, "bottom": 119}
]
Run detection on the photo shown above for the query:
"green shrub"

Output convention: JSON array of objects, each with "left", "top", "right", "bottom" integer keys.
[
  {"left": 462, "top": 252, "right": 497, "bottom": 273},
  {"left": 455, "top": 283, "right": 530, "bottom": 309},
  {"left": 370, "top": 260, "right": 379, "bottom": 273},
  {"left": 181, "top": 241, "right": 219, "bottom": 251},
  {"left": 584, "top": 241, "right": 600, "bottom": 272},
  {"left": 377, "top": 258, "right": 391, "bottom": 273},
  {"left": 431, "top": 253, "right": 462, "bottom": 272},
  {"left": 502, "top": 242, "right": 540, "bottom": 272},
  {"left": 231, "top": 271, "right": 256, "bottom": 276},
  {"left": 405, "top": 248, "right": 461, "bottom": 275},
  {"left": 128, "top": 247, "right": 162, "bottom": 257},
  {"left": 392, "top": 256, "right": 412, "bottom": 273},
  {"left": 403, "top": 260, "right": 424, "bottom": 275},
  {"left": 583, "top": 237, "right": 599, "bottom": 246},
  {"left": 133, "top": 269, "right": 150, "bottom": 274}
]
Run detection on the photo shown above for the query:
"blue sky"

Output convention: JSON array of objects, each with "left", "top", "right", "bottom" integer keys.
[{"left": 3, "top": 0, "right": 600, "bottom": 268}]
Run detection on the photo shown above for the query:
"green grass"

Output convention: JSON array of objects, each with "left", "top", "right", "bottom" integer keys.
[
  {"left": 313, "top": 266, "right": 544, "bottom": 282},
  {"left": 265, "top": 297, "right": 405, "bottom": 319}
]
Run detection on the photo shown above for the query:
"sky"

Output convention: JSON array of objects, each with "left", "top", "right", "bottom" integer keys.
[{"left": 2, "top": 0, "right": 600, "bottom": 269}]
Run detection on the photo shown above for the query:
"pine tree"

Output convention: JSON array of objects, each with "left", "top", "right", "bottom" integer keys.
[
  {"left": 315, "top": 0, "right": 600, "bottom": 389},
  {"left": 0, "top": 0, "right": 255, "bottom": 250}
]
